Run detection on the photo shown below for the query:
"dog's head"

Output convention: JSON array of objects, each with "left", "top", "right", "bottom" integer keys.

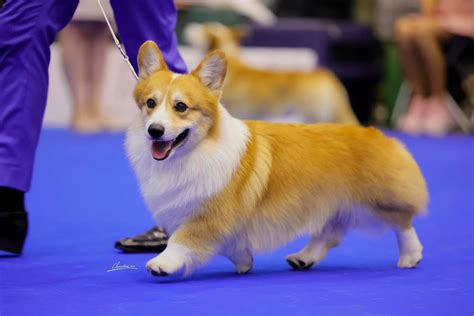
[{"left": 133, "top": 41, "right": 227, "bottom": 161}]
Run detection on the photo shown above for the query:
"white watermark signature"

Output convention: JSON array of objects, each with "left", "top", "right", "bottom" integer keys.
[{"left": 107, "top": 261, "right": 138, "bottom": 272}]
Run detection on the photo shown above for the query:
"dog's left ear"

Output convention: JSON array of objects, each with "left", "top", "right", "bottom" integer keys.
[
  {"left": 137, "top": 41, "right": 168, "bottom": 79},
  {"left": 192, "top": 50, "right": 227, "bottom": 95}
]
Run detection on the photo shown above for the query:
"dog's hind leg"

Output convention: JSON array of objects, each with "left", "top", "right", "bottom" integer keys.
[
  {"left": 395, "top": 226, "right": 423, "bottom": 268},
  {"left": 286, "top": 220, "right": 348, "bottom": 270},
  {"left": 370, "top": 203, "right": 423, "bottom": 268}
]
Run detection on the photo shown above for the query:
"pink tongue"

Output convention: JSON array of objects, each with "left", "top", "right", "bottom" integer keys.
[{"left": 151, "top": 141, "right": 173, "bottom": 160}]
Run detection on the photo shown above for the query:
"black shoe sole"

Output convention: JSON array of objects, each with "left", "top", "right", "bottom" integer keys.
[{"left": 114, "top": 241, "right": 167, "bottom": 254}]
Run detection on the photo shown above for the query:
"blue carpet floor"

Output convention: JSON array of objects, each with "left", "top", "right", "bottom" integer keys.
[{"left": 1, "top": 129, "right": 473, "bottom": 316}]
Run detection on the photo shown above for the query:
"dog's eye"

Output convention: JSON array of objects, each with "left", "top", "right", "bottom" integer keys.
[
  {"left": 146, "top": 98, "right": 156, "bottom": 109},
  {"left": 174, "top": 102, "right": 188, "bottom": 113}
]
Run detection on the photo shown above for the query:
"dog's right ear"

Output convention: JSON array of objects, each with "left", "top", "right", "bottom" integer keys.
[
  {"left": 137, "top": 41, "right": 168, "bottom": 79},
  {"left": 192, "top": 50, "right": 227, "bottom": 96}
]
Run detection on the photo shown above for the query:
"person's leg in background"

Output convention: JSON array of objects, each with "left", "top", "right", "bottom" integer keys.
[
  {"left": 395, "top": 15, "right": 454, "bottom": 135},
  {"left": 59, "top": 21, "right": 119, "bottom": 133},
  {"left": 395, "top": 16, "right": 430, "bottom": 98},
  {"left": 0, "top": 0, "right": 79, "bottom": 254},
  {"left": 395, "top": 15, "right": 430, "bottom": 134},
  {"left": 109, "top": 0, "right": 187, "bottom": 253},
  {"left": 88, "top": 22, "right": 125, "bottom": 131},
  {"left": 59, "top": 22, "right": 98, "bottom": 132},
  {"left": 413, "top": 19, "right": 454, "bottom": 134}
]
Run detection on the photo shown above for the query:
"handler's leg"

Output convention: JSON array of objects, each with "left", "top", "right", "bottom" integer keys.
[
  {"left": 110, "top": 0, "right": 187, "bottom": 73},
  {"left": 0, "top": 0, "right": 78, "bottom": 254},
  {"left": 111, "top": 0, "right": 186, "bottom": 253}
]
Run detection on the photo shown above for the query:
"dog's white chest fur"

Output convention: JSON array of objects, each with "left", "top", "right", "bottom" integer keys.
[{"left": 125, "top": 107, "right": 249, "bottom": 233}]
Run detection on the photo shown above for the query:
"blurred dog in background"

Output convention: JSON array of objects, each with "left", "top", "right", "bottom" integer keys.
[{"left": 185, "top": 22, "right": 359, "bottom": 124}]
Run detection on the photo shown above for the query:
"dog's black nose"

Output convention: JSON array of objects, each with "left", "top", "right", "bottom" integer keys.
[{"left": 148, "top": 124, "right": 165, "bottom": 139}]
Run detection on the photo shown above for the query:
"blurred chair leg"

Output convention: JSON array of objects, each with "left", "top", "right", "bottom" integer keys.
[
  {"left": 391, "top": 81, "right": 472, "bottom": 133},
  {"left": 390, "top": 80, "right": 412, "bottom": 127},
  {"left": 446, "top": 94, "right": 472, "bottom": 133}
]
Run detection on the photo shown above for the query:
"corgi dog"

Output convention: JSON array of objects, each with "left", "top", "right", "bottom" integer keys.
[
  {"left": 126, "top": 41, "right": 428, "bottom": 277},
  {"left": 185, "top": 22, "right": 359, "bottom": 124}
]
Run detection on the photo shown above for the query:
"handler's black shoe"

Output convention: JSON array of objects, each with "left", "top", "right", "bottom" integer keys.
[
  {"left": 0, "top": 211, "right": 28, "bottom": 255},
  {"left": 114, "top": 227, "right": 168, "bottom": 253}
]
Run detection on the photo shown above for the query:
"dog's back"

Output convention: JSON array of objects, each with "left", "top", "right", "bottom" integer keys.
[{"left": 232, "top": 122, "right": 427, "bottom": 252}]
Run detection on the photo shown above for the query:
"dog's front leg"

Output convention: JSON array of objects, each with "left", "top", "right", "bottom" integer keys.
[
  {"left": 145, "top": 240, "right": 194, "bottom": 276},
  {"left": 146, "top": 218, "right": 222, "bottom": 277}
]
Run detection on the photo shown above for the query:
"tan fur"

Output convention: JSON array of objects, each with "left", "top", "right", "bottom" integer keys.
[
  {"left": 133, "top": 42, "right": 428, "bottom": 277},
  {"left": 186, "top": 22, "right": 360, "bottom": 124},
  {"left": 172, "top": 122, "right": 427, "bottom": 253}
]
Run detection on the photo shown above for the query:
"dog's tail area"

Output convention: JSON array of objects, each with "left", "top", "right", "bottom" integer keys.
[
  {"left": 333, "top": 81, "right": 360, "bottom": 125},
  {"left": 314, "top": 70, "right": 360, "bottom": 125}
]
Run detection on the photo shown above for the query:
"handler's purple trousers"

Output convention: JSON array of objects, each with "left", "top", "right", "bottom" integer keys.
[{"left": 0, "top": 0, "right": 186, "bottom": 191}]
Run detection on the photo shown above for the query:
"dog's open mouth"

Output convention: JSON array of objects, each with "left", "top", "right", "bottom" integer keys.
[{"left": 151, "top": 129, "right": 189, "bottom": 161}]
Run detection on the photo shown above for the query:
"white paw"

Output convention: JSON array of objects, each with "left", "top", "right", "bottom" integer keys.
[
  {"left": 398, "top": 251, "right": 422, "bottom": 268},
  {"left": 146, "top": 252, "right": 184, "bottom": 276}
]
